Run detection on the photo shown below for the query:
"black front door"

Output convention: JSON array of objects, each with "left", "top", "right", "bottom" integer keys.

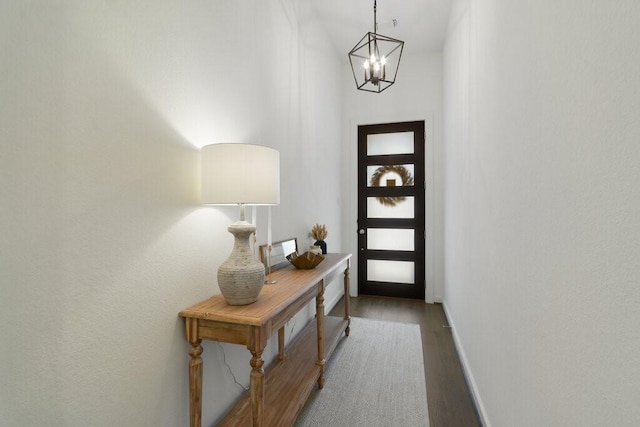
[{"left": 357, "top": 121, "right": 426, "bottom": 300}]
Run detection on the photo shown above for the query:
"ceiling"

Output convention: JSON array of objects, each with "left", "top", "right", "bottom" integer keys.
[{"left": 306, "top": 0, "right": 453, "bottom": 56}]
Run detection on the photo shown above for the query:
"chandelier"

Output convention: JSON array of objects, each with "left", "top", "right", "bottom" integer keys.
[{"left": 348, "top": 0, "right": 404, "bottom": 93}]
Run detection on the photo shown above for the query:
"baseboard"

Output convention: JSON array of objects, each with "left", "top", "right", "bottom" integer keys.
[{"left": 441, "top": 302, "right": 491, "bottom": 427}]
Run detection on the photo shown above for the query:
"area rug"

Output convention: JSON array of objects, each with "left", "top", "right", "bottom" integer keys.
[{"left": 295, "top": 317, "right": 429, "bottom": 427}]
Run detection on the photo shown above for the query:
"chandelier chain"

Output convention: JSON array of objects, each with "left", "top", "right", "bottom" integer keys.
[{"left": 373, "top": 0, "right": 377, "bottom": 33}]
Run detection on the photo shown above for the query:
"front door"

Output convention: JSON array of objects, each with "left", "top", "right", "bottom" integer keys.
[{"left": 357, "top": 121, "right": 425, "bottom": 300}]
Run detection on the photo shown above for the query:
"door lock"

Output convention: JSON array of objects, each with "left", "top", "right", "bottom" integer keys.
[{"left": 359, "top": 229, "right": 365, "bottom": 235}]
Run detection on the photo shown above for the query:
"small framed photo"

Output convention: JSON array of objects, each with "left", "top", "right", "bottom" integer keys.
[{"left": 259, "top": 237, "right": 298, "bottom": 272}]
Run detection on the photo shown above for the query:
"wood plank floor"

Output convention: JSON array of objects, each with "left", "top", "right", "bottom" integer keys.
[{"left": 329, "top": 295, "right": 482, "bottom": 427}]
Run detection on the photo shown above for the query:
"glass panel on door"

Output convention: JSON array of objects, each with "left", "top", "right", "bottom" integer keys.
[
  {"left": 366, "top": 164, "right": 415, "bottom": 188},
  {"left": 367, "top": 260, "right": 415, "bottom": 284},
  {"left": 367, "top": 196, "right": 415, "bottom": 219},
  {"left": 367, "top": 228, "right": 415, "bottom": 251},
  {"left": 366, "top": 132, "right": 415, "bottom": 155}
]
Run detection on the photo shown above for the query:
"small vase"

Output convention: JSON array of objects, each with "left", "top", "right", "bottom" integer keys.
[{"left": 314, "top": 240, "right": 327, "bottom": 255}]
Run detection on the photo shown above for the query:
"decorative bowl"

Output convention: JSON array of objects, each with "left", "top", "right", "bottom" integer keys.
[{"left": 286, "top": 251, "right": 325, "bottom": 269}]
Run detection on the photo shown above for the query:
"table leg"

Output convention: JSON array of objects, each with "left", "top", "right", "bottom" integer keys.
[
  {"left": 278, "top": 327, "right": 285, "bottom": 360},
  {"left": 186, "top": 318, "right": 202, "bottom": 427},
  {"left": 316, "top": 280, "right": 326, "bottom": 389},
  {"left": 249, "top": 348, "right": 265, "bottom": 427},
  {"left": 344, "top": 261, "right": 351, "bottom": 336}
]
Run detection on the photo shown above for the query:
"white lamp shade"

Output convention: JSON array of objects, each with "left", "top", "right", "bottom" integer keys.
[{"left": 201, "top": 143, "right": 280, "bottom": 205}]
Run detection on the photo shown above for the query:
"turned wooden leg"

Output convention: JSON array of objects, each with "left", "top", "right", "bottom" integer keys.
[
  {"left": 278, "top": 327, "right": 285, "bottom": 361},
  {"left": 249, "top": 349, "right": 265, "bottom": 427},
  {"left": 344, "top": 261, "right": 351, "bottom": 336},
  {"left": 186, "top": 318, "right": 202, "bottom": 427},
  {"left": 316, "top": 280, "right": 326, "bottom": 389}
]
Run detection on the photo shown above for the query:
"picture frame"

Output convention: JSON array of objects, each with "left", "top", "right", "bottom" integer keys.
[{"left": 259, "top": 237, "right": 298, "bottom": 272}]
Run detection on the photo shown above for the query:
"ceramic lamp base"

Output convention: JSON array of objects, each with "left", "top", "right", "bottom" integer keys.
[{"left": 217, "top": 221, "right": 265, "bottom": 305}]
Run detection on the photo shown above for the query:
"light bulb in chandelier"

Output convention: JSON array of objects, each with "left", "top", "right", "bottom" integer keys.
[{"left": 363, "top": 55, "right": 387, "bottom": 86}]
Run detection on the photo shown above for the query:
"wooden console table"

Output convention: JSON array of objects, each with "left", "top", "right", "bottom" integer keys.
[{"left": 179, "top": 253, "right": 351, "bottom": 427}]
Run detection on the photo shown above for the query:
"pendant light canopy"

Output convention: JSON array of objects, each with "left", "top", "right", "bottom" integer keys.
[{"left": 348, "top": 0, "right": 404, "bottom": 93}]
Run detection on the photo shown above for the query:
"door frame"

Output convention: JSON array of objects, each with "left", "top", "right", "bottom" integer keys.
[{"left": 345, "top": 114, "right": 436, "bottom": 303}]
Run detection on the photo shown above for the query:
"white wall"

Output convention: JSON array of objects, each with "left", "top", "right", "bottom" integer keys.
[
  {"left": 341, "top": 53, "right": 445, "bottom": 302},
  {"left": 0, "top": 1, "right": 343, "bottom": 426},
  {"left": 444, "top": 1, "right": 640, "bottom": 425}
]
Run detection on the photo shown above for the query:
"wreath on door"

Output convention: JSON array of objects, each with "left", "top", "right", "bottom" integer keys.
[{"left": 369, "top": 165, "right": 414, "bottom": 207}]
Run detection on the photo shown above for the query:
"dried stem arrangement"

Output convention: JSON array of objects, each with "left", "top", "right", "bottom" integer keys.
[{"left": 311, "top": 223, "right": 328, "bottom": 241}]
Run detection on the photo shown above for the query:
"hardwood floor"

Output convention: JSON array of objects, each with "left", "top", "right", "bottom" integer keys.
[{"left": 329, "top": 295, "right": 482, "bottom": 427}]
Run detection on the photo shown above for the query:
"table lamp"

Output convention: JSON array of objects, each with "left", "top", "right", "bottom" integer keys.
[{"left": 201, "top": 143, "right": 280, "bottom": 305}]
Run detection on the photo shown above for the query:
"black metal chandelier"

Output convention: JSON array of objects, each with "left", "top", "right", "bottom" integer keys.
[{"left": 348, "top": 0, "right": 404, "bottom": 93}]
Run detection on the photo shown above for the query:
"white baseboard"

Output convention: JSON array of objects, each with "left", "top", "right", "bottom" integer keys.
[{"left": 441, "top": 302, "right": 490, "bottom": 427}]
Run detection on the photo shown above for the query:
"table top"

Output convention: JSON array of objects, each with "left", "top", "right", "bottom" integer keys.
[{"left": 179, "top": 253, "right": 351, "bottom": 326}]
